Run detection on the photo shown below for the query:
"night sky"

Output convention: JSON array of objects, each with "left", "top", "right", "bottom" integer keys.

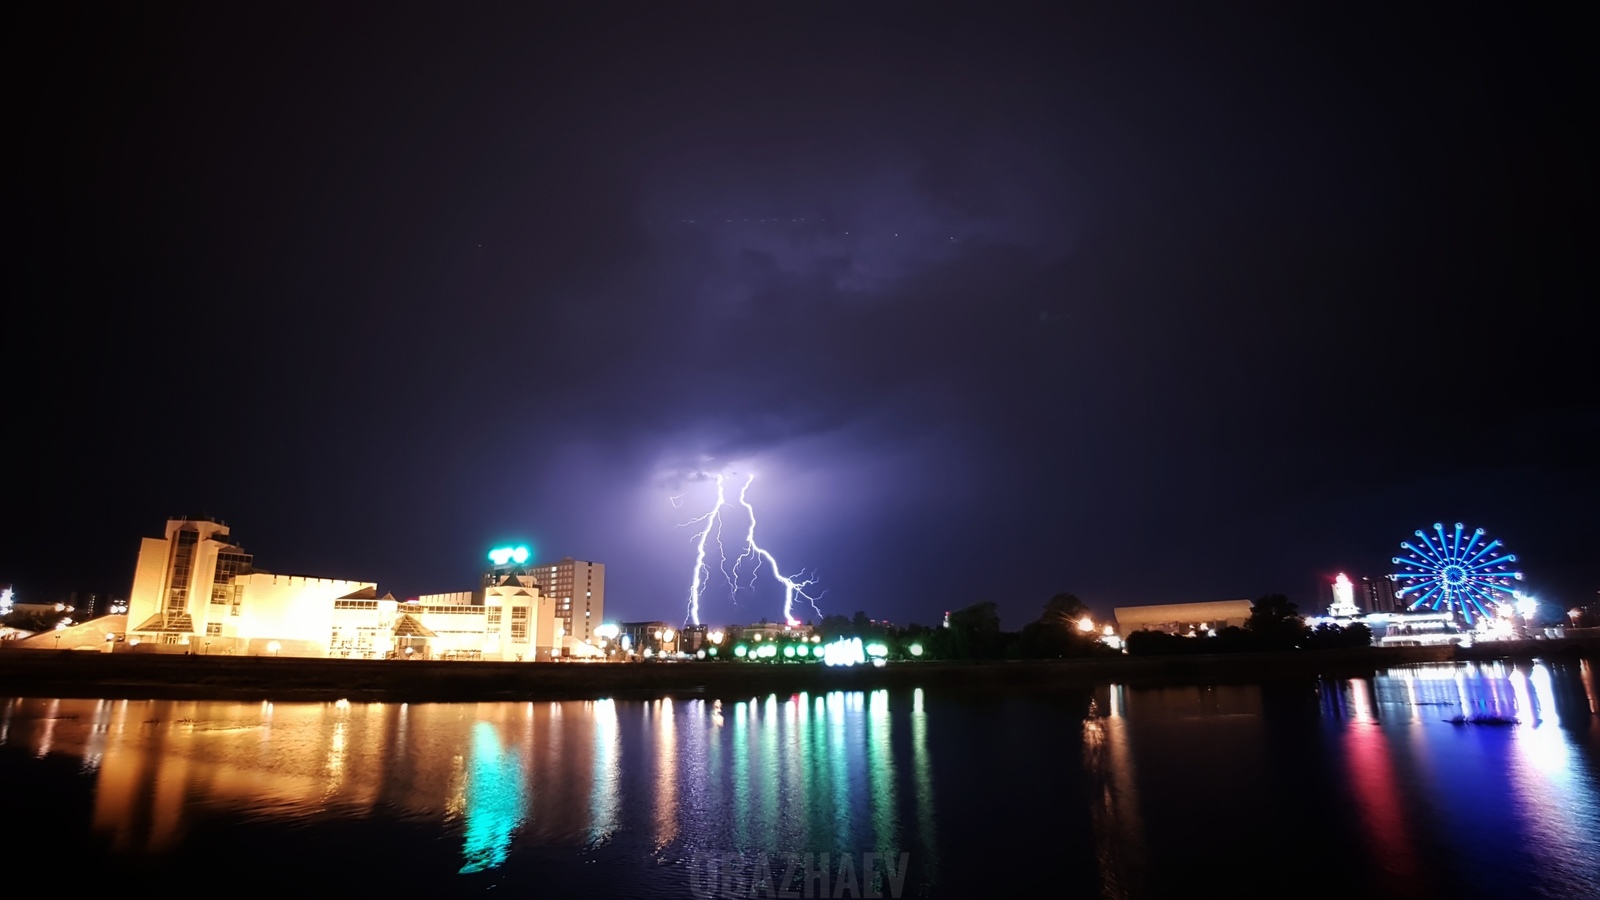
[{"left": 10, "top": 4, "right": 1596, "bottom": 627}]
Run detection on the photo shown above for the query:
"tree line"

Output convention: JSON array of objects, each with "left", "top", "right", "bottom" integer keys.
[
  {"left": 1123, "top": 594, "right": 1372, "bottom": 656},
  {"left": 809, "top": 594, "right": 1119, "bottom": 661},
  {"left": 800, "top": 593, "right": 1372, "bottom": 661}
]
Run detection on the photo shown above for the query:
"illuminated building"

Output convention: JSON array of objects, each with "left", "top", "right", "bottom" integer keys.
[
  {"left": 521, "top": 557, "right": 605, "bottom": 647},
  {"left": 619, "top": 621, "right": 678, "bottom": 656},
  {"left": 1328, "top": 574, "right": 1361, "bottom": 618},
  {"left": 736, "top": 621, "right": 814, "bottom": 643},
  {"left": 120, "top": 518, "right": 560, "bottom": 660},
  {"left": 1355, "top": 612, "right": 1464, "bottom": 646},
  {"left": 1111, "top": 599, "right": 1254, "bottom": 638},
  {"left": 123, "top": 516, "right": 370, "bottom": 655},
  {"left": 678, "top": 623, "right": 708, "bottom": 652},
  {"left": 6, "top": 614, "right": 128, "bottom": 651}
]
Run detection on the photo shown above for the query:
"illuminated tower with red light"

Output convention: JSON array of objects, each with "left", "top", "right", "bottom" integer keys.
[{"left": 1329, "top": 573, "right": 1361, "bottom": 618}]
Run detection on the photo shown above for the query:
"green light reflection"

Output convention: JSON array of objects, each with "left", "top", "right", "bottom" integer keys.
[
  {"left": 458, "top": 721, "right": 526, "bottom": 874},
  {"left": 733, "top": 701, "right": 749, "bottom": 849},
  {"left": 868, "top": 687, "right": 899, "bottom": 893},
  {"left": 911, "top": 688, "right": 936, "bottom": 882},
  {"left": 828, "top": 692, "right": 852, "bottom": 852}
]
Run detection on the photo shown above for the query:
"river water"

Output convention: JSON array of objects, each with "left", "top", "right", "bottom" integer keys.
[{"left": 2, "top": 660, "right": 1597, "bottom": 898}]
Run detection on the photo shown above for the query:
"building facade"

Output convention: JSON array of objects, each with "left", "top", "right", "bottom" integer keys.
[
  {"left": 1111, "top": 599, "right": 1255, "bottom": 638},
  {"left": 1359, "top": 575, "right": 1402, "bottom": 614},
  {"left": 735, "top": 621, "right": 815, "bottom": 644},
  {"left": 124, "top": 516, "right": 377, "bottom": 655},
  {"left": 619, "top": 621, "right": 678, "bottom": 656},
  {"left": 121, "top": 517, "right": 560, "bottom": 660},
  {"left": 1328, "top": 574, "right": 1362, "bottom": 618},
  {"left": 522, "top": 557, "right": 605, "bottom": 646}
]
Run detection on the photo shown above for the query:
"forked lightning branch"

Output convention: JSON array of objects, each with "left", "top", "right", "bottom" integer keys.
[{"left": 678, "top": 473, "right": 823, "bottom": 627}]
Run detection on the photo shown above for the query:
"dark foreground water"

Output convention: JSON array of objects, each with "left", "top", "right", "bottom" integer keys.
[{"left": 3, "top": 660, "right": 1598, "bottom": 899}]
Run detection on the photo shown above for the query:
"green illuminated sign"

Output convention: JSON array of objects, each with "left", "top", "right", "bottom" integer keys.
[{"left": 488, "top": 546, "right": 531, "bottom": 566}]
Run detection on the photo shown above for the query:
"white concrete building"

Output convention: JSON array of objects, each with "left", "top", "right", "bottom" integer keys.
[
  {"left": 1111, "top": 599, "right": 1256, "bottom": 638},
  {"left": 121, "top": 517, "right": 560, "bottom": 660},
  {"left": 522, "top": 556, "right": 605, "bottom": 646}
]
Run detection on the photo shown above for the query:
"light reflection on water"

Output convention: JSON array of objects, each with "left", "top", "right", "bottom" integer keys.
[{"left": 1, "top": 662, "right": 1597, "bottom": 898}]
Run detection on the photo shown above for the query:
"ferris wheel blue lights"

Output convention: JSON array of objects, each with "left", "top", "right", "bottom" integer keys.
[{"left": 1391, "top": 522, "right": 1522, "bottom": 625}]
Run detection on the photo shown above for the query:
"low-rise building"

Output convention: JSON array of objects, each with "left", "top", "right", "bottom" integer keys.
[
  {"left": 736, "top": 621, "right": 815, "bottom": 644},
  {"left": 1112, "top": 599, "right": 1255, "bottom": 638},
  {"left": 619, "top": 621, "right": 680, "bottom": 656},
  {"left": 119, "top": 517, "right": 560, "bottom": 660}
]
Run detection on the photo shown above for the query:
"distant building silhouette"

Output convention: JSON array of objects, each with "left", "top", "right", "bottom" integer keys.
[{"left": 1359, "top": 575, "right": 1402, "bottom": 614}]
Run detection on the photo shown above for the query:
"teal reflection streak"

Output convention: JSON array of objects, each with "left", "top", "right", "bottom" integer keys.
[
  {"left": 733, "top": 701, "right": 749, "bottom": 849},
  {"left": 789, "top": 693, "right": 812, "bottom": 852},
  {"left": 867, "top": 689, "right": 898, "bottom": 894},
  {"left": 911, "top": 688, "right": 937, "bottom": 880},
  {"left": 809, "top": 695, "right": 833, "bottom": 849},
  {"left": 760, "top": 695, "right": 780, "bottom": 849},
  {"left": 458, "top": 721, "right": 526, "bottom": 875},
  {"left": 829, "top": 692, "right": 852, "bottom": 852}
]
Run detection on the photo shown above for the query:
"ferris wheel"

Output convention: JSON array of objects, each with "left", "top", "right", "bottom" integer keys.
[{"left": 1391, "top": 522, "right": 1523, "bottom": 625}]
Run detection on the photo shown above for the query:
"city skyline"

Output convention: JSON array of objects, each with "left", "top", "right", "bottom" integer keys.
[
  {"left": 7, "top": 5, "right": 1595, "bottom": 629},
  {"left": 1, "top": 510, "right": 1581, "bottom": 631}
]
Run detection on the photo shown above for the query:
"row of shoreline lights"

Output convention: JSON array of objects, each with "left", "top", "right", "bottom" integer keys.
[
  {"left": 728, "top": 635, "right": 924, "bottom": 667},
  {"left": 589, "top": 623, "right": 933, "bottom": 665}
]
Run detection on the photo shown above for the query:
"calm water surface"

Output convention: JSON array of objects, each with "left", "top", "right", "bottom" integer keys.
[{"left": 3, "top": 660, "right": 1598, "bottom": 898}]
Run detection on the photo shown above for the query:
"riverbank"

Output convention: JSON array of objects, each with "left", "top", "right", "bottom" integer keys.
[{"left": 0, "top": 638, "right": 1593, "bottom": 703}]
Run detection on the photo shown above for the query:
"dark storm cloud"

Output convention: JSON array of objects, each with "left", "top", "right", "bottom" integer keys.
[
  {"left": 531, "top": 128, "right": 1080, "bottom": 489},
  {"left": 8, "top": 4, "right": 1594, "bottom": 625}
]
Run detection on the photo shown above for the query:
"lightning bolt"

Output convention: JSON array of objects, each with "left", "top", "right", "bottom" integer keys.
[
  {"left": 732, "top": 474, "right": 824, "bottom": 626},
  {"left": 679, "top": 475, "right": 729, "bottom": 627},
  {"left": 677, "top": 471, "right": 824, "bottom": 627}
]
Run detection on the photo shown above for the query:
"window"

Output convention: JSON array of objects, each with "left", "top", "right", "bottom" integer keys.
[
  {"left": 167, "top": 531, "right": 198, "bottom": 612},
  {"left": 487, "top": 607, "right": 502, "bottom": 626},
  {"left": 210, "top": 551, "right": 252, "bottom": 606},
  {"left": 161, "top": 633, "right": 181, "bottom": 645},
  {"left": 206, "top": 622, "right": 222, "bottom": 636},
  {"left": 511, "top": 623, "right": 528, "bottom": 642}
]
